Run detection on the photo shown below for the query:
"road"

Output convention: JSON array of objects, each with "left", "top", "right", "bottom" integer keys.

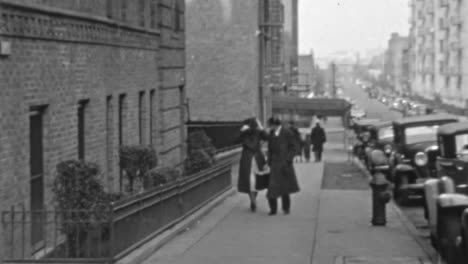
[{"left": 342, "top": 77, "right": 402, "bottom": 121}]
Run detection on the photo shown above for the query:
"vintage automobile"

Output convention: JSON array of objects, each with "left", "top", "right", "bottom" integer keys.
[
  {"left": 351, "top": 118, "right": 380, "bottom": 160},
  {"left": 390, "top": 114, "right": 460, "bottom": 204},
  {"left": 363, "top": 121, "right": 394, "bottom": 171},
  {"left": 424, "top": 122, "right": 468, "bottom": 263}
]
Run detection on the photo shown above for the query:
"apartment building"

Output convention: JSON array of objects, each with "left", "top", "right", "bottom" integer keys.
[
  {"left": 409, "top": 0, "right": 468, "bottom": 110},
  {"left": 0, "top": 0, "right": 185, "bottom": 258},
  {"left": 383, "top": 33, "right": 410, "bottom": 94}
]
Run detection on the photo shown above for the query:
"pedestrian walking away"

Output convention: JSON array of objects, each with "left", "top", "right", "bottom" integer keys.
[
  {"left": 311, "top": 122, "right": 326, "bottom": 162},
  {"left": 303, "top": 133, "right": 311, "bottom": 162},
  {"left": 266, "top": 117, "right": 300, "bottom": 215},
  {"left": 288, "top": 121, "right": 303, "bottom": 163},
  {"left": 237, "top": 118, "right": 270, "bottom": 212}
]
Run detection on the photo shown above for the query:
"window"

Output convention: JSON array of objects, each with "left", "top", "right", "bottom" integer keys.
[
  {"left": 118, "top": 94, "right": 126, "bottom": 192},
  {"left": 457, "top": 76, "right": 462, "bottom": 90},
  {"left": 78, "top": 100, "right": 88, "bottom": 160},
  {"left": 150, "top": 0, "right": 157, "bottom": 29},
  {"left": 263, "top": 0, "right": 270, "bottom": 23},
  {"left": 174, "top": 0, "right": 183, "bottom": 31},
  {"left": 121, "top": 0, "right": 127, "bottom": 22},
  {"left": 440, "top": 40, "right": 443, "bottom": 52},
  {"left": 149, "top": 90, "right": 155, "bottom": 145},
  {"left": 118, "top": 94, "right": 126, "bottom": 145},
  {"left": 30, "top": 106, "right": 46, "bottom": 246},
  {"left": 106, "top": 0, "right": 113, "bottom": 18},
  {"left": 106, "top": 96, "right": 113, "bottom": 181},
  {"left": 138, "top": 0, "right": 146, "bottom": 27},
  {"left": 405, "top": 125, "right": 439, "bottom": 144},
  {"left": 445, "top": 76, "right": 450, "bottom": 87},
  {"left": 440, "top": 61, "right": 444, "bottom": 74},
  {"left": 139, "top": 91, "right": 145, "bottom": 144}
]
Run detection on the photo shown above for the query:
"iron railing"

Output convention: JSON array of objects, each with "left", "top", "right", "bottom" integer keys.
[{"left": 2, "top": 161, "right": 232, "bottom": 263}]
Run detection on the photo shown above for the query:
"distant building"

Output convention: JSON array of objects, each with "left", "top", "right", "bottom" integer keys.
[
  {"left": 298, "top": 52, "right": 316, "bottom": 93},
  {"left": 409, "top": 0, "right": 468, "bottom": 110},
  {"left": 383, "top": 33, "right": 409, "bottom": 94},
  {"left": 0, "top": 0, "right": 186, "bottom": 259}
]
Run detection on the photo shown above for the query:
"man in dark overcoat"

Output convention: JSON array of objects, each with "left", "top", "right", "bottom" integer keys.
[
  {"left": 266, "top": 117, "right": 300, "bottom": 215},
  {"left": 311, "top": 122, "right": 326, "bottom": 162}
]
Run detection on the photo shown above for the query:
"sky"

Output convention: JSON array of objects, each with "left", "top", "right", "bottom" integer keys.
[{"left": 298, "top": 0, "right": 410, "bottom": 57}]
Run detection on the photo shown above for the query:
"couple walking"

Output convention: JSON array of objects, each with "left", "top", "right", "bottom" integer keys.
[{"left": 237, "top": 117, "right": 300, "bottom": 215}]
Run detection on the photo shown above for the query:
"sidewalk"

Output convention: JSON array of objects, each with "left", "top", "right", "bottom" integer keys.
[
  {"left": 138, "top": 141, "right": 434, "bottom": 264},
  {"left": 142, "top": 161, "right": 322, "bottom": 264}
]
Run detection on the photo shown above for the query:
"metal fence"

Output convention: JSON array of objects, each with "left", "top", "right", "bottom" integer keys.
[{"left": 2, "top": 161, "right": 232, "bottom": 263}]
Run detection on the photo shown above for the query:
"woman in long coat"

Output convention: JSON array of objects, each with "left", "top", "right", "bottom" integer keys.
[{"left": 237, "top": 118, "right": 269, "bottom": 212}]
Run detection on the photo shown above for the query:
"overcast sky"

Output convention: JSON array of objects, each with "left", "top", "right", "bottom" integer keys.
[{"left": 298, "top": 0, "right": 410, "bottom": 57}]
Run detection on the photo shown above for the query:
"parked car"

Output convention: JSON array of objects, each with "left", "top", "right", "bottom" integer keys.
[
  {"left": 389, "top": 114, "right": 460, "bottom": 204},
  {"left": 424, "top": 121, "right": 468, "bottom": 263},
  {"left": 351, "top": 106, "right": 366, "bottom": 119},
  {"left": 363, "top": 121, "right": 394, "bottom": 173},
  {"left": 351, "top": 118, "right": 381, "bottom": 160}
]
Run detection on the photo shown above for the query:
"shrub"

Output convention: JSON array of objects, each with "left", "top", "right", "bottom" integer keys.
[
  {"left": 185, "top": 130, "right": 216, "bottom": 175},
  {"left": 144, "top": 166, "right": 182, "bottom": 189},
  {"left": 53, "top": 160, "right": 111, "bottom": 257},
  {"left": 119, "top": 145, "right": 158, "bottom": 193}
]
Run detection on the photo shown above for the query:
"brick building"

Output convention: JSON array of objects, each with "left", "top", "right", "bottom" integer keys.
[
  {"left": 186, "top": 0, "right": 298, "bottom": 132},
  {"left": 0, "top": 0, "right": 185, "bottom": 256}
]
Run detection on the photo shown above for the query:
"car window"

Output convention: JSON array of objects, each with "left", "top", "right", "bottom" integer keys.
[
  {"left": 404, "top": 125, "right": 439, "bottom": 144},
  {"left": 455, "top": 134, "right": 468, "bottom": 155},
  {"left": 378, "top": 126, "right": 394, "bottom": 139}
]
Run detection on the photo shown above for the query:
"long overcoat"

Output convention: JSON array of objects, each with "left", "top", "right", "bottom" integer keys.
[
  {"left": 237, "top": 130, "right": 268, "bottom": 193},
  {"left": 311, "top": 125, "right": 326, "bottom": 152},
  {"left": 267, "top": 127, "right": 300, "bottom": 198}
]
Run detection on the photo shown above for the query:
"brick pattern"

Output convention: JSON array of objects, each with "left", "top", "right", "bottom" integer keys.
[{"left": 0, "top": 0, "right": 186, "bottom": 258}]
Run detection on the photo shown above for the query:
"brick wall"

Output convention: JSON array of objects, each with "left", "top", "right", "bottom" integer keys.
[
  {"left": 0, "top": 0, "right": 186, "bottom": 259},
  {"left": 185, "top": 0, "right": 261, "bottom": 122}
]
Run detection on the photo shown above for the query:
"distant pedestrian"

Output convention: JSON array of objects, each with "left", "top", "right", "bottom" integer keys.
[
  {"left": 266, "top": 117, "right": 300, "bottom": 215},
  {"left": 237, "top": 118, "right": 270, "bottom": 212},
  {"left": 288, "top": 121, "right": 303, "bottom": 163},
  {"left": 303, "top": 133, "right": 311, "bottom": 162},
  {"left": 311, "top": 122, "right": 326, "bottom": 162}
]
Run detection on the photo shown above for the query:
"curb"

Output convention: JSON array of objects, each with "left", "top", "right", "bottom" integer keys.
[
  {"left": 390, "top": 203, "right": 441, "bottom": 264},
  {"left": 116, "top": 188, "right": 237, "bottom": 264},
  {"left": 351, "top": 157, "right": 441, "bottom": 264}
]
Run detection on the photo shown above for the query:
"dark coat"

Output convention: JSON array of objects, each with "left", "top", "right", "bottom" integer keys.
[
  {"left": 303, "top": 134, "right": 311, "bottom": 158},
  {"left": 237, "top": 130, "right": 268, "bottom": 193},
  {"left": 289, "top": 126, "right": 303, "bottom": 155},
  {"left": 311, "top": 125, "right": 326, "bottom": 152},
  {"left": 267, "top": 127, "right": 300, "bottom": 198}
]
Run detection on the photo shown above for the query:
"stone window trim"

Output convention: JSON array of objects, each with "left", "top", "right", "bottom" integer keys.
[{"left": 0, "top": 1, "right": 161, "bottom": 50}]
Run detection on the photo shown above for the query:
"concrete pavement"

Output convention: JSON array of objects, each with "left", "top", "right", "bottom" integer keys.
[{"left": 138, "top": 137, "right": 434, "bottom": 264}]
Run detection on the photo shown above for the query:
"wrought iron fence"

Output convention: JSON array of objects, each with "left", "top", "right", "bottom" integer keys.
[{"left": 2, "top": 161, "right": 232, "bottom": 263}]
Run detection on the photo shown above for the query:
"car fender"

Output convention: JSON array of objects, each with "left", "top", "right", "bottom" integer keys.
[
  {"left": 394, "top": 164, "right": 414, "bottom": 173},
  {"left": 437, "top": 193, "right": 468, "bottom": 209}
]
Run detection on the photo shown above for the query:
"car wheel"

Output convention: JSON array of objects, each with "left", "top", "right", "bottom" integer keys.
[{"left": 438, "top": 210, "right": 463, "bottom": 262}]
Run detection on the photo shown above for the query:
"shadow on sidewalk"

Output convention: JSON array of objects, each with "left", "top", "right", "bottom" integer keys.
[{"left": 321, "top": 162, "right": 369, "bottom": 190}]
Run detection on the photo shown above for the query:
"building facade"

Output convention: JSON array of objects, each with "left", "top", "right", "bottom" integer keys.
[
  {"left": 298, "top": 52, "right": 316, "bottom": 93},
  {"left": 281, "top": 0, "right": 299, "bottom": 86},
  {"left": 186, "top": 0, "right": 298, "bottom": 126},
  {"left": 383, "top": 33, "right": 409, "bottom": 94},
  {"left": 409, "top": 0, "right": 468, "bottom": 109},
  {"left": 0, "top": 0, "right": 185, "bottom": 257}
]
